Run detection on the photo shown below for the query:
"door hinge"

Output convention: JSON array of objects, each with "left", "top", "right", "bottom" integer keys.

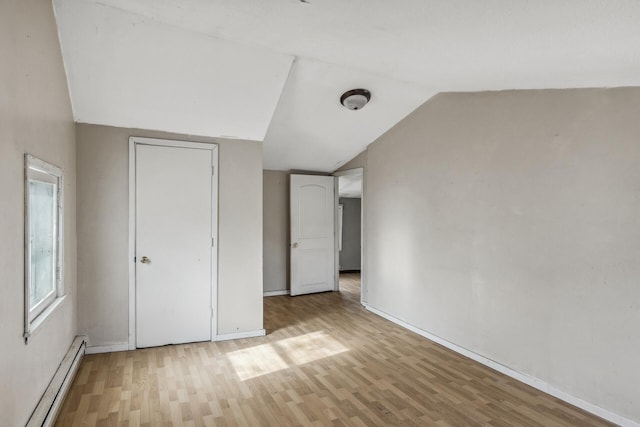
[
  {"left": 212, "top": 165, "right": 215, "bottom": 176},
  {"left": 212, "top": 237, "right": 215, "bottom": 247}
]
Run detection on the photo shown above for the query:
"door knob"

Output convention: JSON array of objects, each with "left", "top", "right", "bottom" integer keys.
[
  {"left": 292, "top": 242, "right": 299, "bottom": 248},
  {"left": 140, "top": 256, "right": 151, "bottom": 264}
]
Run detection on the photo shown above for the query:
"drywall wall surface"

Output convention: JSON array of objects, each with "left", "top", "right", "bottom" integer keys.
[
  {"left": 365, "top": 88, "right": 640, "bottom": 422},
  {"left": 217, "top": 139, "right": 263, "bottom": 334},
  {"left": 336, "top": 150, "right": 367, "bottom": 172},
  {"left": 75, "top": 125, "right": 129, "bottom": 346},
  {"left": 0, "top": 1, "right": 77, "bottom": 425},
  {"left": 263, "top": 170, "right": 289, "bottom": 293},
  {"left": 339, "top": 198, "right": 361, "bottom": 271},
  {"left": 76, "top": 124, "right": 263, "bottom": 345}
]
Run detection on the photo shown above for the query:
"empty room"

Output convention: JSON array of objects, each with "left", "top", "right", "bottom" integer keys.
[{"left": 1, "top": 0, "right": 639, "bottom": 426}]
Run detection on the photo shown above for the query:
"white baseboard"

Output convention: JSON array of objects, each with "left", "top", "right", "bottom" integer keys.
[
  {"left": 89, "top": 331, "right": 268, "bottom": 353},
  {"left": 263, "top": 290, "right": 289, "bottom": 297},
  {"left": 26, "top": 335, "right": 86, "bottom": 427},
  {"left": 365, "top": 305, "right": 639, "bottom": 427},
  {"left": 85, "top": 343, "right": 130, "bottom": 355},
  {"left": 214, "top": 329, "right": 266, "bottom": 342}
]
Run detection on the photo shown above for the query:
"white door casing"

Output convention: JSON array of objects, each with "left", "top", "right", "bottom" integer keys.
[
  {"left": 130, "top": 138, "right": 218, "bottom": 348},
  {"left": 290, "top": 174, "right": 336, "bottom": 296},
  {"left": 333, "top": 167, "right": 365, "bottom": 305}
]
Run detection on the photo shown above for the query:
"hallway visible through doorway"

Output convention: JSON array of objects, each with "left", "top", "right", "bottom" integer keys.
[{"left": 339, "top": 271, "right": 360, "bottom": 302}]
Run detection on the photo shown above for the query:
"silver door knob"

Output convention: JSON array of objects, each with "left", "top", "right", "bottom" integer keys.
[
  {"left": 292, "top": 242, "right": 299, "bottom": 248},
  {"left": 140, "top": 256, "right": 151, "bottom": 264}
]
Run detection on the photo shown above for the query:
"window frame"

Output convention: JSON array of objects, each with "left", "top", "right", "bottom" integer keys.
[{"left": 24, "top": 154, "right": 64, "bottom": 342}]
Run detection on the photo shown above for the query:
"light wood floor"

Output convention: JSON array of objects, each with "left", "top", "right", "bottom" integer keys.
[{"left": 56, "top": 273, "right": 614, "bottom": 426}]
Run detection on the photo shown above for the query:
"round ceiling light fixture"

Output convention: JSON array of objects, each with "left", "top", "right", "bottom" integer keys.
[{"left": 340, "top": 89, "right": 371, "bottom": 111}]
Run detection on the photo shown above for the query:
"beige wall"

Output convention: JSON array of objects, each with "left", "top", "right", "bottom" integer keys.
[
  {"left": 337, "top": 150, "right": 367, "bottom": 172},
  {"left": 76, "top": 124, "right": 263, "bottom": 346},
  {"left": 0, "top": 1, "right": 77, "bottom": 425},
  {"left": 263, "top": 170, "right": 289, "bottom": 293},
  {"left": 364, "top": 88, "right": 640, "bottom": 422}
]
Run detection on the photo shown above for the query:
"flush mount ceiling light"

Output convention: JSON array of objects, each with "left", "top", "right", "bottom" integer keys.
[{"left": 340, "top": 89, "right": 371, "bottom": 110}]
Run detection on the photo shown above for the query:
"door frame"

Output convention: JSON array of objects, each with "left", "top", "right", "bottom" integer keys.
[
  {"left": 128, "top": 137, "right": 219, "bottom": 350},
  {"left": 333, "top": 167, "right": 365, "bottom": 304}
]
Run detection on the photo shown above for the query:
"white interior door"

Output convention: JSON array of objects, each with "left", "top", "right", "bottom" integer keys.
[
  {"left": 135, "top": 142, "right": 215, "bottom": 348},
  {"left": 290, "top": 174, "right": 336, "bottom": 296}
]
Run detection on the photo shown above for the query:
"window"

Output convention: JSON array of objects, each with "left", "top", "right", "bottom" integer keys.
[{"left": 24, "top": 154, "right": 64, "bottom": 342}]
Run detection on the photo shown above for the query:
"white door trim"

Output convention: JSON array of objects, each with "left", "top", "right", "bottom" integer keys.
[
  {"left": 128, "top": 137, "right": 219, "bottom": 349},
  {"left": 333, "top": 167, "right": 365, "bottom": 305},
  {"left": 334, "top": 177, "right": 340, "bottom": 291}
]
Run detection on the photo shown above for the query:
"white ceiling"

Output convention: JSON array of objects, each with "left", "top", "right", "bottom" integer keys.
[
  {"left": 54, "top": 0, "right": 640, "bottom": 171},
  {"left": 53, "top": 0, "right": 293, "bottom": 141},
  {"left": 263, "top": 58, "right": 431, "bottom": 171}
]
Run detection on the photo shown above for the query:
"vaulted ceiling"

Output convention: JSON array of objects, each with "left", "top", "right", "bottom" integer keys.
[{"left": 54, "top": 0, "right": 640, "bottom": 171}]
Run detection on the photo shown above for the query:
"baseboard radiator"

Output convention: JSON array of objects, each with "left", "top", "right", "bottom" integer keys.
[{"left": 26, "top": 335, "right": 87, "bottom": 427}]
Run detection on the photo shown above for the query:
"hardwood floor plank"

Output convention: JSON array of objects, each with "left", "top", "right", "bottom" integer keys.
[{"left": 56, "top": 273, "right": 616, "bottom": 426}]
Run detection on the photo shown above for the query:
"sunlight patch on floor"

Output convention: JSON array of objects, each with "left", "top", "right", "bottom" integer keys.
[
  {"left": 226, "top": 343, "right": 288, "bottom": 381},
  {"left": 227, "top": 331, "right": 349, "bottom": 381},
  {"left": 276, "top": 331, "right": 348, "bottom": 365}
]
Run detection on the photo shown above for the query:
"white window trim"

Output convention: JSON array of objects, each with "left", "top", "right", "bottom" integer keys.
[{"left": 24, "top": 154, "right": 65, "bottom": 344}]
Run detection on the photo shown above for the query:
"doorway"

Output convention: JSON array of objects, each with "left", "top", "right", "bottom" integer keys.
[
  {"left": 128, "top": 137, "right": 218, "bottom": 349},
  {"left": 334, "top": 168, "right": 364, "bottom": 304}
]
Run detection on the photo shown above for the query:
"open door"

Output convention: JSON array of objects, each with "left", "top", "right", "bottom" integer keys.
[{"left": 290, "top": 174, "right": 336, "bottom": 296}]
